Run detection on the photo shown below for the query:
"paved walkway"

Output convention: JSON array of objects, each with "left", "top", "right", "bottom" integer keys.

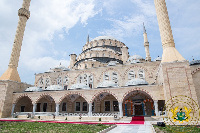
[{"left": 107, "top": 122, "right": 154, "bottom": 133}]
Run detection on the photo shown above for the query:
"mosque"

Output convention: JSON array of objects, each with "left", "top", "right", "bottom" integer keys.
[{"left": 0, "top": 0, "right": 199, "bottom": 121}]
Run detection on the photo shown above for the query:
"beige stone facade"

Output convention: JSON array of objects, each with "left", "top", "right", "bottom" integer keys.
[{"left": 0, "top": 0, "right": 199, "bottom": 121}]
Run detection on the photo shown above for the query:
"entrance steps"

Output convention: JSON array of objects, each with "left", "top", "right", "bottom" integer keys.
[{"left": 120, "top": 117, "right": 132, "bottom": 121}]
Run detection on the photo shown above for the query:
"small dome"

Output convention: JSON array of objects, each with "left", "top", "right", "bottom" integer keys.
[
  {"left": 45, "top": 85, "right": 64, "bottom": 91},
  {"left": 69, "top": 83, "right": 91, "bottom": 90},
  {"left": 107, "top": 61, "right": 119, "bottom": 66},
  {"left": 128, "top": 55, "right": 143, "bottom": 61},
  {"left": 53, "top": 63, "right": 67, "bottom": 70},
  {"left": 45, "top": 69, "right": 54, "bottom": 73},
  {"left": 97, "top": 81, "right": 119, "bottom": 88},
  {"left": 25, "top": 87, "right": 43, "bottom": 92},
  {"left": 91, "top": 36, "right": 118, "bottom": 41},
  {"left": 125, "top": 78, "right": 148, "bottom": 86},
  {"left": 190, "top": 60, "right": 200, "bottom": 65},
  {"left": 154, "top": 56, "right": 162, "bottom": 61}
]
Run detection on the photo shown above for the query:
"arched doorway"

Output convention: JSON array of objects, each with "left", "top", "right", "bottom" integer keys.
[
  {"left": 36, "top": 95, "right": 56, "bottom": 112},
  {"left": 14, "top": 96, "right": 33, "bottom": 113},
  {"left": 123, "top": 90, "right": 154, "bottom": 117}
]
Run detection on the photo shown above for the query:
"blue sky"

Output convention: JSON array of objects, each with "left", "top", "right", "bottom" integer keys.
[{"left": 0, "top": 0, "right": 200, "bottom": 85}]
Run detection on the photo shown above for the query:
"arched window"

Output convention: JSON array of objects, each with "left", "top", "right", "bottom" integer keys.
[
  {"left": 112, "top": 72, "right": 118, "bottom": 83},
  {"left": 96, "top": 53, "right": 99, "bottom": 57},
  {"left": 103, "top": 53, "right": 105, "bottom": 57},
  {"left": 138, "top": 69, "right": 145, "bottom": 79},
  {"left": 96, "top": 42, "right": 99, "bottom": 46},
  {"left": 128, "top": 70, "right": 135, "bottom": 80},
  {"left": 104, "top": 73, "right": 109, "bottom": 81},
  {"left": 45, "top": 78, "right": 50, "bottom": 86},
  {"left": 110, "top": 41, "right": 112, "bottom": 46},
  {"left": 39, "top": 78, "right": 43, "bottom": 85},
  {"left": 63, "top": 76, "right": 69, "bottom": 85},
  {"left": 57, "top": 77, "right": 62, "bottom": 85},
  {"left": 85, "top": 64, "right": 87, "bottom": 69}
]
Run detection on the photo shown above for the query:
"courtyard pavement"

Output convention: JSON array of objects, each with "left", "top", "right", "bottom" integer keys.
[{"left": 107, "top": 122, "right": 154, "bottom": 133}]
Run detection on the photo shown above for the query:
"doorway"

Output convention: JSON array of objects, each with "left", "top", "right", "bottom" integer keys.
[{"left": 135, "top": 105, "right": 143, "bottom": 116}]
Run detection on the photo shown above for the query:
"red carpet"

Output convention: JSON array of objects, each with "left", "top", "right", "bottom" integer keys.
[
  {"left": 0, "top": 117, "right": 144, "bottom": 125},
  {"left": 129, "top": 116, "right": 144, "bottom": 124}
]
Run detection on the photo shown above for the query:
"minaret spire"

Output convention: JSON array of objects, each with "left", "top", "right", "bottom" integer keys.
[
  {"left": 143, "top": 23, "right": 151, "bottom": 62},
  {"left": 0, "top": 0, "right": 31, "bottom": 82},
  {"left": 87, "top": 34, "right": 89, "bottom": 44},
  {"left": 154, "top": 0, "right": 185, "bottom": 63},
  {"left": 143, "top": 22, "right": 146, "bottom": 33}
]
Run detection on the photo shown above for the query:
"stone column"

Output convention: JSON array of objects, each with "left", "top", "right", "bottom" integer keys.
[
  {"left": 143, "top": 23, "right": 151, "bottom": 62},
  {"left": 88, "top": 103, "right": 92, "bottom": 117},
  {"left": 0, "top": 0, "right": 31, "bottom": 82},
  {"left": 154, "top": 100, "right": 159, "bottom": 116},
  {"left": 118, "top": 102, "right": 123, "bottom": 117},
  {"left": 32, "top": 104, "right": 36, "bottom": 116},
  {"left": 11, "top": 104, "right": 16, "bottom": 117},
  {"left": 55, "top": 103, "right": 60, "bottom": 116},
  {"left": 154, "top": 0, "right": 185, "bottom": 63}
]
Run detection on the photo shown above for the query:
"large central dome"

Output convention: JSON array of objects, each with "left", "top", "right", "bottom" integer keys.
[{"left": 73, "top": 36, "right": 128, "bottom": 69}]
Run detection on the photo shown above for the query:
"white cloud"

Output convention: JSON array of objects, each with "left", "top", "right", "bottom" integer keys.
[
  {"left": 22, "top": 57, "right": 70, "bottom": 72},
  {"left": 99, "top": 0, "right": 156, "bottom": 40}
]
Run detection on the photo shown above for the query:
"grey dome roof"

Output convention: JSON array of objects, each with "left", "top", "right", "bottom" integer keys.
[
  {"left": 190, "top": 60, "right": 200, "bottom": 65},
  {"left": 125, "top": 78, "right": 148, "bottom": 86},
  {"left": 25, "top": 87, "right": 43, "bottom": 92},
  {"left": 97, "top": 81, "right": 119, "bottom": 88},
  {"left": 69, "top": 83, "right": 91, "bottom": 90},
  {"left": 45, "top": 85, "right": 64, "bottom": 91},
  {"left": 91, "top": 36, "right": 118, "bottom": 41}
]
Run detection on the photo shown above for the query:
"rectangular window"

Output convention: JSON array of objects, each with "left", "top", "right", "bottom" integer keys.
[
  {"left": 64, "top": 85, "right": 68, "bottom": 90},
  {"left": 89, "top": 84, "right": 92, "bottom": 88},
  {"left": 36, "top": 103, "right": 41, "bottom": 112},
  {"left": 82, "top": 102, "right": 87, "bottom": 111},
  {"left": 43, "top": 103, "right": 47, "bottom": 112},
  {"left": 21, "top": 106, "right": 25, "bottom": 112},
  {"left": 76, "top": 102, "right": 80, "bottom": 111},
  {"left": 105, "top": 101, "right": 110, "bottom": 111},
  {"left": 62, "top": 103, "right": 67, "bottom": 111},
  {"left": 92, "top": 102, "right": 94, "bottom": 112},
  {"left": 113, "top": 101, "right": 119, "bottom": 111}
]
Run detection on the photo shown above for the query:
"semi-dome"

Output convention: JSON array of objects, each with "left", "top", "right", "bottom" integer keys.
[
  {"left": 45, "top": 85, "right": 64, "bottom": 91},
  {"left": 69, "top": 83, "right": 91, "bottom": 90},
  {"left": 25, "top": 87, "right": 43, "bottom": 92},
  {"left": 91, "top": 36, "right": 118, "bottom": 41},
  {"left": 97, "top": 81, "right": 119, "bottom": 88},
  {"left": 125, "top": 78, "right": 148, "bottom": 86}
]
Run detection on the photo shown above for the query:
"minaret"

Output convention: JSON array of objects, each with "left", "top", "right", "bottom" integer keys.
[
  {"left": 154, "top": 0, "right": 185, "bottom": 63},
  {"left": 0, "top": 0, "right": 31, "bottom": 82},
  {"left": 143, "top": 23, "right": 151, "bottom": 62}
]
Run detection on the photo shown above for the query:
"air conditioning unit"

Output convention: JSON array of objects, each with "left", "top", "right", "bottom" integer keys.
[{"left": 114, "top": 114, "right": 119, "bottom": 120}]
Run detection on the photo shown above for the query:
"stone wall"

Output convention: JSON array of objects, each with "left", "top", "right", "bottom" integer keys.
[{"left": 0, "top": 80, "right": 31, "bottom": 118}]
